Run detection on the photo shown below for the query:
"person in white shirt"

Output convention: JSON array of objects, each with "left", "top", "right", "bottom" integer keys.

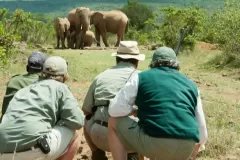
[{"left": 108, "top": 46, "right": 208, "bottom": 160}]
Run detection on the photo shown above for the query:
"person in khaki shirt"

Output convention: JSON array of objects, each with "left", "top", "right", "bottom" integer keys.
[
  {"left": 82, "top": 41, "right": 145, "bottom": 160},
  {"left": 0, "top": 56, "right": 85, "bottom": 160},
  {"left": 1, "top": 51, "right": 47, "bottom": 121}
]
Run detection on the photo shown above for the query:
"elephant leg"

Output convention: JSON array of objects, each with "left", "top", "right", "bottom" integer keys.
[
  {"left": 61, "top": 36, "right": 66, "bottom": 49},
  {"left": 56, "top": 36, "right": 60, "bottom": 49},
  {"left": 66, "top": 31, "right": 71, "bottom": 49},
  {"left": 76, "top": 36, "right": 81, "bottom": 49},
  {"left": 100, "top": 30, "right": 109, "bottom": 47},
  {"left": 101, "top": 33, "right": 109, "bottom": 47},
  {"left": 115, "top": 32, "right": 121, "bottom": 47},
  {"left": 80, "top": 31, "right": 87, "bottom": 49},
  {"left": 95, "top": 29, "right": 101, "bottom": 47}
]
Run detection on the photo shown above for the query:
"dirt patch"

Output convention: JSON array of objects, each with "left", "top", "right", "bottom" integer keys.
[
  {"left": 196, "top": 41, "right": 217, "bottom": 51},
  {"left": 70, "top": 81, "right": 92, "bottom": 88}
]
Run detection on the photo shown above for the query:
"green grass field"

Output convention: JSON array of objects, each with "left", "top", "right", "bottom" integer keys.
[{"left": 0, "top": 44, "right": 239, "bottom": 159}]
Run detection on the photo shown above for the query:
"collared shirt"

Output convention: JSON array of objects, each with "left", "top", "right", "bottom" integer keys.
[
  {"left": 1, "top": 73, "right": 39, "bottom": 119},
  {"left": 0, "top": 79, "right": 84, "bottom": 152},
  {"left": 83, "top": 62, "right": 140, "bottom": 123},
  {"left": 109, "top": 73, "right": 208, "bottom": 146}
]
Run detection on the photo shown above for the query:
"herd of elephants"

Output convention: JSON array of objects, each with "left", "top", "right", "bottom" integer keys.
[{"left": 54, "top": 7, "right": 129, "bottom": 49}]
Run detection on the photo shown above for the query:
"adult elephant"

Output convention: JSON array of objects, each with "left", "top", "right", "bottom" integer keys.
[
  {"left": 90, "top": 10, "right": 129, "bottom": 47},
  {"left": 68, "top": 7, "right": 91, "bottom": 49},
  {"left": 54, "top": 17, "right": 70, "bottom": 49}
]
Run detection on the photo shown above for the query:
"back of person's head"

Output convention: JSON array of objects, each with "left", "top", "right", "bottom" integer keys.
[
  {"left": 41, "top": 56, "right": 69, "bottom": 83},
  {"left": 149, "top": 46, "right": 180, "bottom": 70},
  {"left": 27, "top": 51, "right": 47, "bottom": 73},
  {"left": 111, "top": 41, "right": 145, "bottom": 68}
]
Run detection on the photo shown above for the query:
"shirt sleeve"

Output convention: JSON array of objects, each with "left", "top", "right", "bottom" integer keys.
[
  {"left": 195, "top": 90, "right": 208, "bottom": 146},
  {"left": 57, "top": 84, "right": 85, "bottom": 130},
  {"left": 82, "top": 79, "right": 96, "bottom": 113},
  {"left": 108, "top": 74, "right": 139, "bottom": 117}
]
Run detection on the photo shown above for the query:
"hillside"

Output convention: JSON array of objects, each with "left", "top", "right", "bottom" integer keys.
[{"left": 0, "top": 0, "right": 224, "bottom": 18}]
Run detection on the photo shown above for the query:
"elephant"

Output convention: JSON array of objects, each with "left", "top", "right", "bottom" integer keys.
[
  {"left": 54, "top": 17, "right": 70, "bottom": 49},
  {"left": 68, "top": 7, "right": 91, "bottom": 49},
  {"left": 70, "top": 30, "right": 96, "bottom": 48},
  {"left": 90, "top": 10, "right": 129, "bottom": 47}
]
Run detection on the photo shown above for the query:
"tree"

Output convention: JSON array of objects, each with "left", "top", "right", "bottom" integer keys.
[{"left": 120, "top": 0, "right": 154, "bottom": 30}]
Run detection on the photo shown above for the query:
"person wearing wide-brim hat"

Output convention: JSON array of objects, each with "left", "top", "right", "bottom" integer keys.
[
  {"left": 108, "top": 46, "right": 208, "bottom": 160},
  {"left": 0, "top": 56, "right": 85, "bottom": 160},
  {"left": 82, "top": 41, "right": 145, "bottom": 160}
]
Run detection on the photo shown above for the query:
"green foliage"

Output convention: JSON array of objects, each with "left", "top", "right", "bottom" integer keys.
[
  {"left": 159, "top": 6, "right": 206, "bottom": 51},
  {"left": 202, "top": 0, "right": 240, "bottom": 67},
  {"left": 0, "top": 8, "right": 20, "bottom": 65},
  {"left": 120, "top": 0, "right": 154, "bottom": 30},
  {"left": 0, "top": 8, "right": 55, "bottom": 65}
]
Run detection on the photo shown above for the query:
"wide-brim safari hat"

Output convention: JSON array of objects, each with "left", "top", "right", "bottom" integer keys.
[{"left": 111, "top": 41, "right": 145, "bottom": 61}]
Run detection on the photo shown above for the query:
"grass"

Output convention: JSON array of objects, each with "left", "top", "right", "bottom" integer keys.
[{"left": 0, "top": 44, "right": 240, "bottom": 159}]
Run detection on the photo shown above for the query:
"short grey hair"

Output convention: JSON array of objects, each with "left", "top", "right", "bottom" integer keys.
[{"left": 149, "top": 59, "right": 180, "bottom": 70}]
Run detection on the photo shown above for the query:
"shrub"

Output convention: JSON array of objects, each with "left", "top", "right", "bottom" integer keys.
[
  {"left": 120, "top": 0, "right": 154, "bottom": 30},
  {"left": 159, "top": 6, "right": 206, "bottom": 51},
  {"left": 0, "top": 8, "right": 55, "bottom": 65},
  {"left": 202, "top": 0, "right": 240, "bottom": 67}
]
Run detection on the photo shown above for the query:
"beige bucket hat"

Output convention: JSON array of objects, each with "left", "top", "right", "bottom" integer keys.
[
  {"left": 111, "top": 41, "right": 145, "bottom": 61},
  {"left": 43, "top": 56, "right": 68, "bottom": 76}
]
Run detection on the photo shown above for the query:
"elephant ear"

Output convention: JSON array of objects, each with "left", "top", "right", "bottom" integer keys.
[{"left": 91, "top": 11, "right": 104, "bottom": 26}]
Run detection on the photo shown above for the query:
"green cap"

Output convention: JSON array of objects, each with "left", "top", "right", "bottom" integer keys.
[{"left": 151, "top": 46, "right": 177, "bottom": 63}]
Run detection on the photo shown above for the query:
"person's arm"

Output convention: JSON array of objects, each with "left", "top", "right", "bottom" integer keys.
[
  {"left": 195, "top": 90, "right": 208, "bottom": 147},
  {"left": 108, "top": 74, "right": 139, "bottom": 117},
  {"left": 82, "top": 79, "right": 96, "bottom": 115},
  {"left": 1, "top": 80, "right": 17, "bottom": 118},
  {"left": 57, "top": 84, "right": 85, "bottom": 130}
]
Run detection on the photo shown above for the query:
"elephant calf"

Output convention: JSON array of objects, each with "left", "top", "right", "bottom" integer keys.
[
  {"left": 70, "top": 30, "right": 96, "bottom": 49},
  {"left": 54, "top": 17, "right": 70, "bottom": 49}
]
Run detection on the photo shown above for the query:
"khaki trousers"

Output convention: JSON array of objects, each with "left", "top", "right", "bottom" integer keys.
[
  {"left": 0, "top": 126, "right": 75, "bottom": 160},
  {"left": 116, "top": 117, "right": 196, "bottom": 160}
]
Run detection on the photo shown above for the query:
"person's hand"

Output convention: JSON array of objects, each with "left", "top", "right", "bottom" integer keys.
[
  {"left": 189, "top": 143, "right": 201, "bottom": 160},
  {"left": 128, "top": 108, "right": 138, "bottom": 117}
]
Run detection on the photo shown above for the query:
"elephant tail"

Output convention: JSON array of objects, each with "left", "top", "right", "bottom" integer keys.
[{"left": 125, "top": 20, "right": 129, "bottom": 34}]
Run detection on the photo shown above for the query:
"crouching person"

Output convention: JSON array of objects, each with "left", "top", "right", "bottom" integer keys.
[
  {"left": 82, "top": 41, "right": 145, "bottom": 160},
  {"left": 108, "top": 47, "right": 208, "bottom": 160},
  {"left": 0, "top": 56, "right": 85, "bottom": 160}
]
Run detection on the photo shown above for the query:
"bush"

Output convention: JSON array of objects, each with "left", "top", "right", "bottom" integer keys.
[
  {"left": 120, "top": 0, "right": 154, "bottom": 30},
  {"left": 0, "top": 8, "right": 55, "bottom": 65},
  {"left": 0, "top": 8, "right": 20, "bottom": 65},
  {"left": 159, "top": 6, "right": 206, "bottom": 51},
  {"left": 202, "top": 0, "right": 240, "bottom": 67}
]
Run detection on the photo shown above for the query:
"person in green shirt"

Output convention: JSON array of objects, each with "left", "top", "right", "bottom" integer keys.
[
  {"left": 0, "top": 56, "right": 85, "bottom": 160},
  {"left": 1, "top": 51, "right": 47, "bottom": 121},
  {"left": 108, "top": 47, "right": 208, "bottom": 160},
  {"left": 82, "top": 41, "right": 145, "bottom": 160}
]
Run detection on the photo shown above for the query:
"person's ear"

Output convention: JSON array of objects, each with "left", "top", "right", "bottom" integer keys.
[
  {"left": 63, "top": 73, "right": 69, "bottom": 83},
  {"left": 135, "top": 61, "right": 139, "bottom": 68},
  {"left": 26, "top": 65, "right": 29, "bottom": 72}
]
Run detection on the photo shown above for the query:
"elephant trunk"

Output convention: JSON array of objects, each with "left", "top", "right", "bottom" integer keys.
[{"left": 59, "top": 24, "right": 65, "bottom": 38}]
